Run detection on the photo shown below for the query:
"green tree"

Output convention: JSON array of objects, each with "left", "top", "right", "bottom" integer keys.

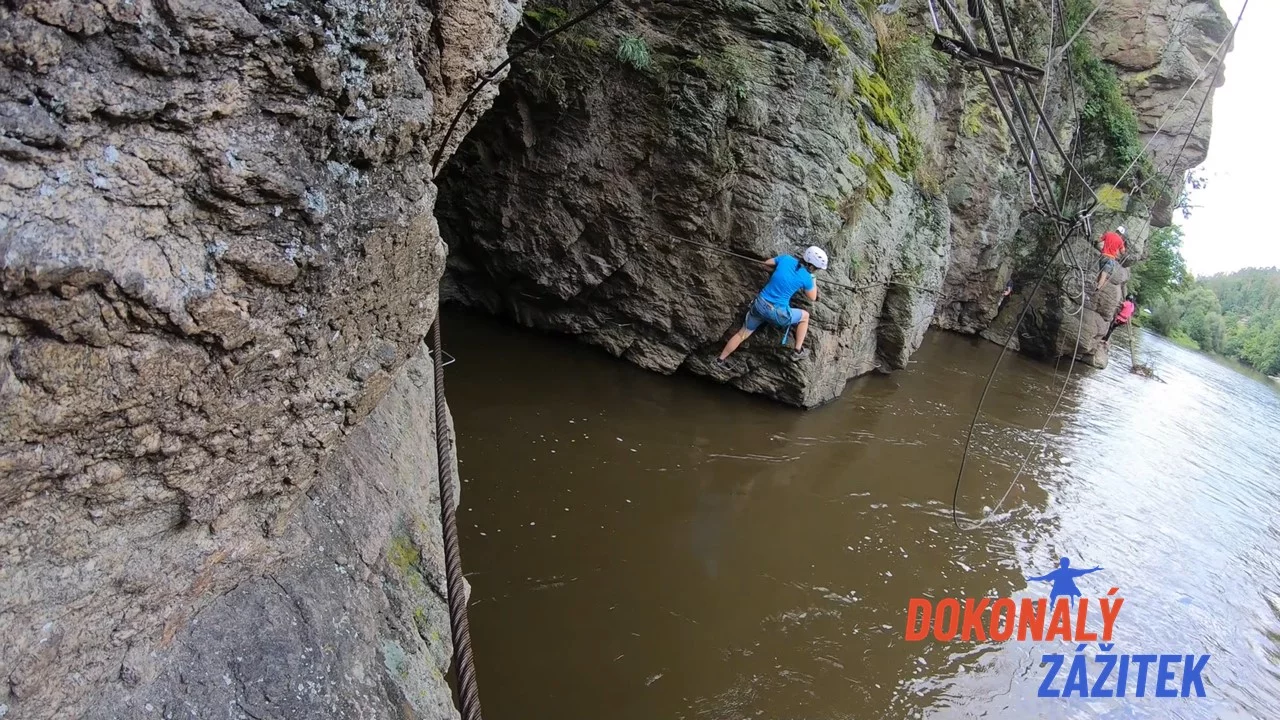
[
  {"left": 1129, "top": 225, "right": 1188, "bottom": 303},
  {"left": 1178, "top": 286, "right": 1222, "bottom": 351},
  {"left": 1149, "top": 267, "right": 1280, "bottom": 373},
  {"left": 1146, "top": 294, "right": 1181, "bottom": 335}
]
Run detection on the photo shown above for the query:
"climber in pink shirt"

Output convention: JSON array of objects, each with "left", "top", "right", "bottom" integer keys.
[{"left": 1102, "top": 295, "right": 1137, "bottom": 344}]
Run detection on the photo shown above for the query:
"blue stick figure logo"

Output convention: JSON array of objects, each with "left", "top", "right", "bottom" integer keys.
[{"left": 1027, "top": 557, "right": 1103, "bottom": 605}]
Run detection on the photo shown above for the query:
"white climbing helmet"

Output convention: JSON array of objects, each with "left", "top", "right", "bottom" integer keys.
[
  {"left": 803, "top": 245, "right": 829, "bottom": 271},
  {"left": 1116, "top": 225, "right": 1127, "bottom": 235}
]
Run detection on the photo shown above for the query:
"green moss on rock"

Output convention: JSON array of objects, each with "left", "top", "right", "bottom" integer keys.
[
  {"left": 523, "top": 6, "right": 568, "bottom": 30},
  {"left": 961, "top": 100, "right": 986, "bottom": 136},
  {"left": 387, "top": 533, "right": 419, "bottom": 574},
  {"left": 812, "top": 18, "right": 850, "bottom": 56}
]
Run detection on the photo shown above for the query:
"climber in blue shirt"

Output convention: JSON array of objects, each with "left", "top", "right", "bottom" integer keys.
[{"left": 716, "top": 246, "right": 828, "bottom": 365}]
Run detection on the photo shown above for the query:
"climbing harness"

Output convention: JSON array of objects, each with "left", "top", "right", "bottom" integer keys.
[{"left": 747, "top": 296, "right": 800, "bottom": 345}]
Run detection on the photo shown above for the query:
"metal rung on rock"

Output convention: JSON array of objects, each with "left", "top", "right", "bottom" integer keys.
[{"left": 430, "top": 347, "right": 458, "bottom": 367}]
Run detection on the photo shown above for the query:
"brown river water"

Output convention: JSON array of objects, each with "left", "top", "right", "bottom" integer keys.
[{"left": 443, "top": 310, "right": 1280, "bottom": 719}]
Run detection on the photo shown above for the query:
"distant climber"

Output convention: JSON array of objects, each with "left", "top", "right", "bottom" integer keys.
[
  {"left": 716, "top": 246, "right": 829, "bottom": 365},
  {"left": 1095, "top": 226, "right": 1127, "bottom": 291},
  {"left": 1102, "top": 295, "right": 1137, "bottom": 344},
  {"left": 996, "top": 278, "right": 1014, "bottom": 314}
]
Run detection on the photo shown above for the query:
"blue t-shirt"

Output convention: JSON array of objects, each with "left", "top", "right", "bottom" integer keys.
[{"left": 758, "top": 255, "right": 815, "bottom": 306}]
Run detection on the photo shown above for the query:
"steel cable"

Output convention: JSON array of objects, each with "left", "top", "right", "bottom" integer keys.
[{"left": 431, "top": 316, "right": 483, "bottom": 720}]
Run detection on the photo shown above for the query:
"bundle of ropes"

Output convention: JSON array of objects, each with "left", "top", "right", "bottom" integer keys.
[{"left": 424, "top": 1, "right": 1249, "bottom": 716}]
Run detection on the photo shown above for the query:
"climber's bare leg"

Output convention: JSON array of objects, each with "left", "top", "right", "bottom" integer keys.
[
  {"left": 792, "top": 310, "right": 811, "bottom": 351},
  {"left": 719, "top": 327, "right": 754, "bottom": 360}
]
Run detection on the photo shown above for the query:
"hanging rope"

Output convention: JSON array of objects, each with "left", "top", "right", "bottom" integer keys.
[
  {"left": 960, "top": 245, "right": 1088, "bottom": 529},
  {"left": 926, "top": 0, "right": 942, "bottom": 32},
  {"left": 430, "top": 0, "right": 619, "bottom": 174},
  {"left": 948, "top": 217, "right": 1081, "bottom": 528},
  {"left": 935, "top": 0, "right": 1060, "bottom": 215},
  {"left": 941, "top": 0, "right": 1244, "bottom": 528},
  {"left": 1050, "top": 4, "right": 1100, "bottom": 70},
  {"left": 422, "top": 5, "right": 642, "bottom": 717}
]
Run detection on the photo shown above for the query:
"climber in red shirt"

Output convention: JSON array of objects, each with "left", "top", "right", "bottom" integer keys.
[
  {"left": 1095, "top": 226, "right": 1127, "bottom": 290},
  {"left": 1102, "top": 295, "right": 1137, "bottom": 344}
]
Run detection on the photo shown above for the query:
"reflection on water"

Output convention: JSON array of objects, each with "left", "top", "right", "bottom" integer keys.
[{"left": 444, "top": 311, "right": 1280, "bottom": 720}]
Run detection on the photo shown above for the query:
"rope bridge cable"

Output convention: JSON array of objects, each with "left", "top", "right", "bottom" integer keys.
[
  {"left": 935, "top": 0, "right": 1060, "bottom": 216},
  {"left": 973, "top": 0, "right": 1069, "bottom": 217},
  {"left": 422, "top": 4, "right": 629, "bottom": 719},
  {"left": 932, "top": 0, "right": 1105, "bottom": 527},
  {"left": 1028, "top": 0, "right": 1057, "bottom": 147},
  {"left": 959, "top": 247, "right": 1088, "bottom": 529},
  {"left": 948, "top": 215, "right": 1083, "bottom": 528},
  {"left": 430, "top": 316, "right": 482, "bottom": 720},
  {"left": 990, "top": 0, "right": 1099, "bottom": 208},
  {"left": 940, "top": 0, "right": 1242, "bottom": 528},
  {"left": 622, "top": 220, "right": 947, "bottom": 295}
]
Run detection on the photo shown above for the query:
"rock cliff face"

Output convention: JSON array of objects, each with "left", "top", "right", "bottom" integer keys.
[
  {"left": 437, "top": 0, "right": 1230, "bottom": 405},
  {"left": 0, "top": 0, "right": 521, "bottom": 717},
  {"left": 0, "top": 0, "right": 1231, "bottom": 714}
]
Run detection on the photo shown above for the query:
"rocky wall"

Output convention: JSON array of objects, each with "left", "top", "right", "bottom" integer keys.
[
  {"left": 437, "top": 0, "right": 1230, "bottom": 402},
  {"left": 0, "top": 0, "right": 522, "bottom": 717}
]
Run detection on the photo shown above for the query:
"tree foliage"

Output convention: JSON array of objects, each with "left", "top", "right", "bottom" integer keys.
[
  {"left": 1064, "top": 0, "right": 1151, "bottom": 187},
  {"left": 1128, "top": 225, "right": 1189, "bottom": 303},
  {"left": 1147, "top": 267, "right": 1280, "bottom": 374}
]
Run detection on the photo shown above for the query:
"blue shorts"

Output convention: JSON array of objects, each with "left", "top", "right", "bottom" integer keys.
[{"left": 744, "top": 296, "right": 803, "bottom": 332}]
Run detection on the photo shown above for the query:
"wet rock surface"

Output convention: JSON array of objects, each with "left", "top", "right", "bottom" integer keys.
[{"left": 0, "top": 0, "right": 521, "bottom": 717}]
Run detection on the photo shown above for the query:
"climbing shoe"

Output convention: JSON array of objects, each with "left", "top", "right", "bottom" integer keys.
[{"left": 791, "top": 347, "right": 810, "bottom": 362}]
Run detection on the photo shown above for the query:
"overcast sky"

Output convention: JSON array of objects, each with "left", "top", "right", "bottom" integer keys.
[{"left": 1174, "top": 0, "right": 1278, "bottom": 277}]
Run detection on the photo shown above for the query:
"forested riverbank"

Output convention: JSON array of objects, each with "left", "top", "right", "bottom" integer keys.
[{"left": 1140, "top": 256, "right": 1280, "bottom": 374}]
